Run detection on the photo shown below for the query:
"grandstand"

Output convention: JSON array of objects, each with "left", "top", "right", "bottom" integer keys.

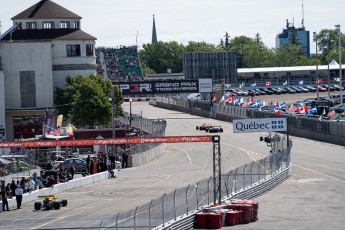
[{"left": 96, "top": 46, "right": 144, "bottom": 82}]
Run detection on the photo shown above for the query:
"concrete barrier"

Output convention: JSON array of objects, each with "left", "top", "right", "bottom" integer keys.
[{"left": 0, "top": 170, "right": 118, "bottom": 212}]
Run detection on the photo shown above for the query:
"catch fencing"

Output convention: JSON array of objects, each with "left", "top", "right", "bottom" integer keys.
[
  {"left": 0, "top": 149, "right": 37, "bottom": 178},
  {"left": 104, "top": 134, "right": 291, "bottom": 230},
  {"left": 118, "top": 112, "right": 167, "bottom": 155}
]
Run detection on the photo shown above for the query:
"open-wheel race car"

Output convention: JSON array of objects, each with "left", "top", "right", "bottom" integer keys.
[
  {"left": 196, "top": 123, "right": 212, "bottom": 131},
  {"left": 206, "top": 126, "right": 224, "bottom": 133},
  {"left": 34, "top": 195, "right": 68, "bottom": 210}
]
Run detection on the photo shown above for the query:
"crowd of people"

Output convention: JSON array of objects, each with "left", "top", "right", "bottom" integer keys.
[{"left": 96, "top": 46, "right": 144, "bottom": 82}]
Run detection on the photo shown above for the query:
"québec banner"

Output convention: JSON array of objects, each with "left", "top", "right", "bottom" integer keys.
[{"left": 113, "top": 79, "right": 212, "bottom": 95}]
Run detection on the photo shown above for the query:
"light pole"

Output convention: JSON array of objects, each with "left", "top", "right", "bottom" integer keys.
[
  {"left": 111, "top": 90, "right": 115, "bottom": 154},
  {"left": 314, "top": 32, "right": 319, "bottom": 99},
  {"left": 324, "top": 32, "right": 331, "bottom": 98},
  {"left": 129, "top": 98, "right": 132, "bottom": 126},
  {"left": 335, "top": 25, "right": 343, "bottom": 105}
]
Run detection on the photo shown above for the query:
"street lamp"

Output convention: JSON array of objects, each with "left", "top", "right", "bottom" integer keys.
[
  {"left": 129, "top": 98, "right": 132, "bottom": 126},
  {"left": 313, "top": 32, "right": 319, "bottom": 99},
  {"left": 324, "top": 32, "right": 331, "bottom": 98},
  {"left": 110, "top": 90, "right": 115, "bottom": 154},
  {"left": 335, "top": 25, "right": 343, "bottom": 105}
]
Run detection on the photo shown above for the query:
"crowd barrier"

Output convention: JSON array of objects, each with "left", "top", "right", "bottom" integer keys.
[{"left": 0, "top": 170, "right": 118, "bottom": 212}]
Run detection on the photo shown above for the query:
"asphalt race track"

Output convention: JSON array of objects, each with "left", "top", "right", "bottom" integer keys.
[{"left": 1, "top": 92, "right": 344, "bottom": 230}]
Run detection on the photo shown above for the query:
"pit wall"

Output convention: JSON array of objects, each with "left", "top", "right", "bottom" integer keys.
[{"left": 0, "top": 170, "right": 117, "bottom": 212}]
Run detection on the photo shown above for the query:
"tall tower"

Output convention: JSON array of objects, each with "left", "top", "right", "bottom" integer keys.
[{"left": 151, "top": 14, "right": 157, "bottom": 44}]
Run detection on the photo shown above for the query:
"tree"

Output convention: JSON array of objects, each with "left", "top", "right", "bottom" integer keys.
[
  {"left": 55, "top": 75, "right": 123, "bottom": 127},
  {"left": 224, "top": 32, "right": 230, "bottom": 48},
  {"left": 289, "top": 26, "right": 299, "bottom": 45},
  {"left": 139, "top": 41, "right": 185, "bottom": 73}
]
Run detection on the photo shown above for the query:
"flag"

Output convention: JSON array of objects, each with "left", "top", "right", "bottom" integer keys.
[
  {"left": 341, "top": 112, "right": 345, "bottom": 118},
  {"left": 239, "top": 97, "right": 244, "bottom": 104},
  {"left": 299, "top": 80, "right": 304, "bottom": 85},
  {"left": 303, "top": 105, "right": 308, "bottom": 114},
  {"left": 239, "top": 82, "right": 244, "bottom": 88},
  {"left": 336, "top": 114, "right": 341, "bottom": 122},
  {"left": 45, "top": 108, "right": 49, "bottom": 120},
  {"left": 279, "top": 102, "right": 286, "bottom": 111},
  {"left": 251, "top": 100, "right": 261, "bottom": 108},
  {"left": 315, "top": 79, "right": 322, "bottom": 84},
  {"left": 275, "top": 107, "right": 280, "bottom": 115},
  {"left": 212, "top": 95, "right": 216, "bottom": 103},
  {"left": 334, "top": 77, "right": 340, "bottom": 82},
  {"left": 307, "top": 106, "right": 317, "bottom": 115},
  {"left": 282, "top": 80, "right": 288, "bottom": 86},
  {"left": 266, "top": 81, "right": 271, "bottom": 86},
  {"left": 288, "top": 104, "right": 296, "bottom": 113},
  {"left": 262, "top": 101, "right": 266, "bottom": 106},
  {"left": 251, "top": 83, "right": 257, "bottom": 89},
  {"left": 56, "top": 114, "right": 63, "bottom": 128}
]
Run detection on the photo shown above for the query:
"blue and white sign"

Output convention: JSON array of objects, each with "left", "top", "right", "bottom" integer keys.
[{"left": 233, "top": 118, "right": 287, "bottom": 133}]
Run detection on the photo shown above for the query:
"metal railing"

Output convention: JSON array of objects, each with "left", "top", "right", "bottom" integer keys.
[
  {"left": 108, "top": 135, "right": 291, "bottom": 229},
  {"left": 118, "top": 113, "right": 167, "bottom": 155}
]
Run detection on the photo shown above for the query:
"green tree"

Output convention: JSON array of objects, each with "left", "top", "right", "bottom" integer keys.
[
  {"left": 274, "top": 44, "right": 311, "bottom": 66},
  {"left": 289, "top": 26, "right": 299, "bottom": 45},
  {"left": 139, "top": 41, "right": 185, "bottom": 73},
  {"left": 224, "top": 32, "right": 230, "bottom": 48},
  {"left": 184, "top": 41, "right": 217, "bottom": 52},
  {"left": 55, "top": 75, "right": 123, "bottom": 127}
]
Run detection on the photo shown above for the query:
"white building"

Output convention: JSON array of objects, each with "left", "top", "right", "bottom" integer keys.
[{"left": 0, "top": 0, "right": 97, "bottom": 141}]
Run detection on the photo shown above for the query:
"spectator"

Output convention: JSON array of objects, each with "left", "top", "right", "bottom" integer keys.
[
  {"left": 15, "top": 185, "right": 23, "bottom": 209},
  {"left": 28, "top": 177, "right": 35, "bottom": 192},
  {"left": 122, "top": 152, "right": 128, "bottom": 168},
  {"left": 10, "top": 180, "right": 16, "bottom": 196},
  {"left": 1, "top": 184, "right": 10, "bottom": 211},
  {"left": 69, "top": 165, "right": 75, "bottom": 180}
]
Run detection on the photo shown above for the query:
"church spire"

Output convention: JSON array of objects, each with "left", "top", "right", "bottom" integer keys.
[{"left": 152, "top": 14, "right": 157, "bottom": 44}]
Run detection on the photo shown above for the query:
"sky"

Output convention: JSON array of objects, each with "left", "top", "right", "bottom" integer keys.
[{"left": 1, "top": 0, "right": 344, "bottom": 50}]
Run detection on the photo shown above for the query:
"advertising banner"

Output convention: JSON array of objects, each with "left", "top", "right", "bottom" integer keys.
[
  {"left": 114, "top": 79, "right": 208, "bottom": 95},
  {"left": 198, "top": 78, "right": 213, "bottom": 93},
  {"left": 233, "top": 118, "right": 287, "bottom": 133}
]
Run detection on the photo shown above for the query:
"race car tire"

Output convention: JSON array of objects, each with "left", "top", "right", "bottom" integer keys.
[
  {"left": 206, "top": 129, "right": 209, "bottom": 132},
  {"left": 196, "top": 126, "right": 199, "bottom": 130},
  {"left": 54, "top": 201, "right": 61, "bottom": 210},
  {"left": 61, "top": 199, "right": 68, "bottom": 207},
  {"left": 220, "top": 129, "right": 223, "bottom": 132},
  {"left": 34, "top": 202, "right": 42, "bottom": 210}
]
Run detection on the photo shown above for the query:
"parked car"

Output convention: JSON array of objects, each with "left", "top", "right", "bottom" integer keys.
[
  {"left": 291, "top": 86, "right": 303, "bottom": 93},
  {"left": 285, "top": 87, "right": 296, "bottom": 94},
  {"left": 322, "top": 85, "right": 336, "bottom": 91},
  {"left": 276, "top": 87, "right": 287, "bottom": 94},
  {"left": 267, "top": 88, "right": 281, "bottom": 95},
  {"left": 259, "top": 88, "right": 274, "bottom": 95},
  {"left": 315, "top": 85, "right": 327, "bottom": 92},
  {"left": 64, "top": 158, "right": 87, "bottom": 173},
  {"left": 297, "top": 86, "right": 309, "bottom": 93},
  {"left": 332, "top": 84, "right": 344, "bottom": 91},
  {"left": 305, "top": 86, "right": 317, "bottom": 92},
  {"left": 255, "top": 89, "right": 266, "bottom": 95}
]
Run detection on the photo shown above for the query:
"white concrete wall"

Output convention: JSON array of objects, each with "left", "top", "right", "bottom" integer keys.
[
  {"left": 53, "top": 69, "right": 97, "bottom": 90},
  {"left": 52, "top": 40, "right": 96, "bottom": 64},
  {"left": 0, "top": 169, "right": 118, "bottom": 212},
  {"left": 0, "top": 42, "right": 54, "bottom": 108}
]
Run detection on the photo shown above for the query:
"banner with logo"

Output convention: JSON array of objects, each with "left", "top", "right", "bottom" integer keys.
[{"left": 114, "top": 79, "right": 210, "bottom": 95}]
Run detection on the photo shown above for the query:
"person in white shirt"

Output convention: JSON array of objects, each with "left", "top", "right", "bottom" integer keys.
[
  {"left": 28, "top": 177, "right": 35, "bottom": 192},
  {"left": 15, "top": 185, "right": 23, "bottom": 209}
]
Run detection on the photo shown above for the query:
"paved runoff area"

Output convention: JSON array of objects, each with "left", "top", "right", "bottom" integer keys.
[{"left": 1, "top": 94, "right": 345, "bottom": 229}]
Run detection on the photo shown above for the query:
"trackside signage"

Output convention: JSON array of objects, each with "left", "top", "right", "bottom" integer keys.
[{"left": 233, "top": 118, "right": 287, "bottom": 133}]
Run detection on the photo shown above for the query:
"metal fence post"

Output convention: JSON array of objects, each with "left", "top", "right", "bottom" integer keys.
[
  {"left": 243, "top": 164, "right": 247, "bottom": 189},
  {"left": 186, "top": 185, "right": 190, "bottom": 214},
  {"left": 208, "top": 177, "right": 212, "bottom": 204},
  {"left": 196, "top": 183, "right": 199, "bottom": 210},
  {"left": 162, "top": 193, "right": 166, "bottom": 227},
  {"left": 250, "top": 162, "right": 254, "bottom": 187},
  {"left": 115, "top": 212, "right": 119, "bottom": 230},
  {"left": 174, "top": 189, "right": 177, "bottom": 220},
  {"left": 134, "top": 206, "right": 138, "bottom": 230},
  {"left": 149, "top": 200, "right": 153, "bottom": 228}
]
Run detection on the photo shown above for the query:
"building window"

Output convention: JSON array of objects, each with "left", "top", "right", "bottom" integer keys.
[
  {"left": 66, "top": 44, "right": 81, "bottom": 57},
  {"left": 73, "top": 21, "right": 80, "bottom": 29},
  {"left": 60, "top": 21, "right": 70, "bottom": 29},
  {"left": 86, "top": 44, "right": 94, "bottom": 56},
  {"left": 20, "top": 71, "right": 36, "bottom": 108},
  {"left": 43, "top": 21, "right": 54, "bottom": 29},
  {"left": 26, "top": 22, "right": 37, "bottom": 29}
]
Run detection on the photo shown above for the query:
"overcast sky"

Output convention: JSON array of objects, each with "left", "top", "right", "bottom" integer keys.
[{"left": 1, "top": 0, "right": 344, "bottom": 49}]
